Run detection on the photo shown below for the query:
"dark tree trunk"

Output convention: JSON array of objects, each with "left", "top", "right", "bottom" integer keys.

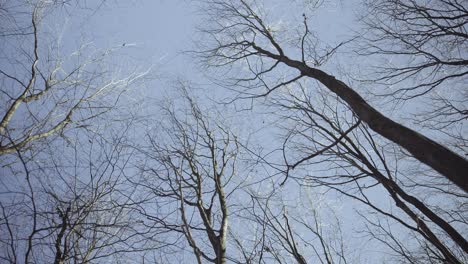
[{"left": 252, "top": 45, "right": 468, "bottom": 193}]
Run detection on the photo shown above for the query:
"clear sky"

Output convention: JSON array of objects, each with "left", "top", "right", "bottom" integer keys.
[{"left": 60, "top": 0, "right": 360, "bottom": 98}]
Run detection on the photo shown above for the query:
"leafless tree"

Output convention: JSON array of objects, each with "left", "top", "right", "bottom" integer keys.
[
  {"left": 359, "top": 0, "right": 468, "bottom": 155},
  {"left": 0, "top": 129, "right": 146, "bottom": 264},
  {"left": 273, "top": 84, "right": 467, "bottom": 263},
  {"left": 228, "top": 185, "right": 349, "bottom": 264},
  {"left": 195, "top": 0, "right": 467, "bottom": 192},
  {"left": 132, "top": 88, "right": 241, "bottom": 264},
  {"left": 0, "top": 0, "right": 147, "bottom": 157},
  {"left": 0, "top": 1, "right": 150, "bottom": 263}
]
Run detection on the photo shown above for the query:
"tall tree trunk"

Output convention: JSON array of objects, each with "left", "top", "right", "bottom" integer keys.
[{"left": 252, "top": 45, "right": 468, "bottom": 192}]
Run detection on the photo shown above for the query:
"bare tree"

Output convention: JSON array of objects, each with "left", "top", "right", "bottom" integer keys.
[
  {"left": 274, "top": 85, "right": 467, "bottom": 262},
  {"left": 196, "top": 0, "right": 468, "bottom": 192},
  {"left": 0, "top": 0, "right": 147, "bottom": 157},
  {"left": 0, "top": 1, "right": 150, "bottom": 263},
  {"left": 359, "top": 0, "right": 468, "bottom": 155},
  {"left": 229, "top": 186, "right": 349, "bottom": 264},
  {"left": 133, "top": 88, "right": 240, "bottom": 264},
  {"left": 0, "top": 130, "right": 145, "bottom": 264}
]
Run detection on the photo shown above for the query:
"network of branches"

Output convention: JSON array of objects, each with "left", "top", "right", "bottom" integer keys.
[{"left": 0, "top": 0, "right": 466, "bottom": 263}]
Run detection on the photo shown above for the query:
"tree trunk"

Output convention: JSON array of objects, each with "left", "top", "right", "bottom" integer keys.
[{"left": 253, "top": 45, "right": 468, "bottom": 192}]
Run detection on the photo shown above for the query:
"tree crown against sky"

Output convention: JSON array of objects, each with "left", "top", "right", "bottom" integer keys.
[{"left": 0, "top": 0, "right": 466, "bottom": 263}]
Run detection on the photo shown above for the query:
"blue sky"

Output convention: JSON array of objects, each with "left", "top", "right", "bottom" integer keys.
[{"left": 59, "top": 0, "right": 360, "bottom": 97}]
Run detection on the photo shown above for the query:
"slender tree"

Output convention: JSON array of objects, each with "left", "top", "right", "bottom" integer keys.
[{"left": 134, "top": 88, "right": 240, "bottom": 264}]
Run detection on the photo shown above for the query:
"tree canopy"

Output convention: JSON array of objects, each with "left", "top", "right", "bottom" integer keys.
[{"left": 1, "top": 0, "right": 466, "bottom": 263}]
